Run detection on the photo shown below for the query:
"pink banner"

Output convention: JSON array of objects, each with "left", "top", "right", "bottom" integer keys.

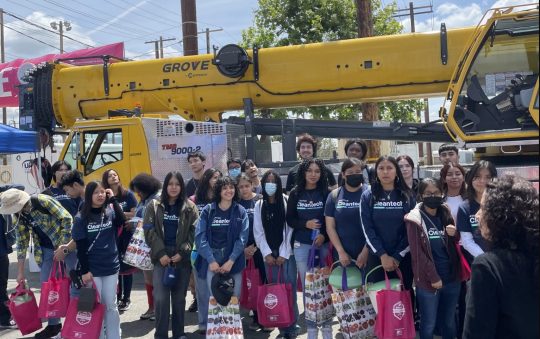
[{"left": 0, "top": 42, "right": 124, "bottom": 107}]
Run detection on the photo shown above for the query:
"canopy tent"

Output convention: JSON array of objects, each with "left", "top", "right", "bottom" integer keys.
[{"left": 0, "top": 124, "right": 39, "bottom": 154}]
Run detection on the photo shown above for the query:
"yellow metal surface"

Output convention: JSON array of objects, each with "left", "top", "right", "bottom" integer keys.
[
  {"left": 530, "top": 80, "right": 539, "bottom": 126},
  {"left": 51, "top": 28, "right": 473, "bottom": 125}
]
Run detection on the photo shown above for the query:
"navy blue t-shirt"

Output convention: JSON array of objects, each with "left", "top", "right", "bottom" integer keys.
[
  {"left": 118, "top": 191, "right": 137, "bottom": 213},
  {"left": 163, "top": 202, "right": 180, "bottom": 247},
  {"left": 361, "top": 189, "right": 413, "bottom": 259},
  {"left": 456, "top": 199, "right": 488, "bottom": 251},
  {"left": 422, "top": 212, "right": 451, "bottom": 283},
  {"left": 239, "top": 198, "right": 257, "bottom": 246},
  {"left": 294, "top": 189, "right": 325, "bottom": 245},
  {"left": 210, "top": 206, "right": 232, "bottom": 249},
  {"left": 49, "top": 186, "right": 81, "bottom": 217},
  {"left": 324, "top": 186, "right": 367, "bottom": 258},
  {"left": 72, "top": 207, "right": 119, "bottom": 277}
]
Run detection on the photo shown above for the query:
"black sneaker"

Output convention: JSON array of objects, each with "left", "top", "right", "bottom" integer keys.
[
  {"left": 34, "top": 324, "right": 62, "bottom": 339},
  {"left": 118, "top": 300, "right": 131, "bottom": 312},
  {"left": 0, "top": 318, "right": 16, "bottom": 328},
  {"left": 188, "top": 298, "right": 197, "bottom": 312}
]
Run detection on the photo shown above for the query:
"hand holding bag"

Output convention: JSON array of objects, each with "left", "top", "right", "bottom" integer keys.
[
  {"left": 257, "top": 266, "right": 294, "bottom": 328},
  {"left": 162, "top": 264, "right": 178, "bottom": 287},
  {"left": 61, "top": 281, "right": 105, "bottom": 339},
  {"left": 374, "top": 269, "right": 415, "bottom": 339},
  {"left": 8, "top": 282, "right": 42, "bottom": 335},
  {"left": 122, "top": 220, "right": 154, "bottom": 270},
  {"left": 330, "top": 261, "right": 376, "bottom": 339},
  {"left": 38, "top": 260, "right": 70, "bottom": 318},
  {"left": 240, "top": 258, "right": 261, "bottom": 310}
]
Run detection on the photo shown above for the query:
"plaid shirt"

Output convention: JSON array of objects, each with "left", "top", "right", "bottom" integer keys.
[{"left": 14, "top": 194, "right": 73, "bottom": 265}]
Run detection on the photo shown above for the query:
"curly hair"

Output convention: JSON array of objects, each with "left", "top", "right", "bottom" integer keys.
[
  {"left": 295, "top": 158, "right": 329, "bottom": 195},
  {"left": 482, "top": 175, "right": 539, "bottom": 286},
  {"left": 295, "top": 133, "right": 317, "bottom": 157},
  {"left": 129, "top": 173, "right": 161, "bottom": 200},
  {"left": 213, "top": 176, "right": 240, "bottom": 204},
  {"left": 195, "top": 168, "right": 222, "bottom": 204}
]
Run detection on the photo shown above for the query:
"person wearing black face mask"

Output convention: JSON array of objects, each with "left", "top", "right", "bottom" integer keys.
[
  {"left": 325, "top": 159, "right": 369, "bottom": 269},
  {"left": 404, "top": 178, "right": 463, "bottom": 339}
]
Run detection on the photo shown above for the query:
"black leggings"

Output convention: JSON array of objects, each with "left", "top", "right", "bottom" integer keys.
[{"left": 117, "top": 274, "right": 133, "bottom": 302}]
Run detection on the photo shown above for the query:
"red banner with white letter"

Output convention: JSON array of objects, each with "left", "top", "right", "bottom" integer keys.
[{"left": 0, "top": 42, "right": 124, "bottom": 107}]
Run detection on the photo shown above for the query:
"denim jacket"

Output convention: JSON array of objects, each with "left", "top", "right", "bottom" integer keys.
[{"left": 194, "top": 202, "right": 249, "bottom": 278}]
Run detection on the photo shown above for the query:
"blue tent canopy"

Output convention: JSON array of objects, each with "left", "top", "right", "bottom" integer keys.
[{"left": 0, "top": 124, "right": 39, "bottom": 154}]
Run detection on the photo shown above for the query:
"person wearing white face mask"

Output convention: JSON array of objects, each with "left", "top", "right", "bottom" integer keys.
[
  {"left": 227, "top": 159, "right": 242, "bottom": 179},
  {"left": 254, "top": 170, "right": 298, "bottom": 339}
]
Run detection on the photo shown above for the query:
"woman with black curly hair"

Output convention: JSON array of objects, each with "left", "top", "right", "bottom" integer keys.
[
  {"left": 463, "top": 175, "right": 539, "bottom": 339},
  {"left": 192, "top": 168, "right": 222, "bottom": 212},
  {"left": 286, "top": 158, "right": 332, "bottom": 339}
]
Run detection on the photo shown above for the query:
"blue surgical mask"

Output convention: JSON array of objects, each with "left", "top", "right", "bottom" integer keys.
[
  {"left": 264, "top": 183, "right": 277, "bottom": 196},
  {"left": 229, "top": 168, "right": 241, "bottom": 178}
]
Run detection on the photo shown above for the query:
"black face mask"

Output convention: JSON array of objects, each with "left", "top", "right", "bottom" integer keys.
[
  {"left": 423, "top": 196, "right": 443, "bottom": 209},
  {"left": 346, "top": 174, "right": 364, "bottom": 187}
]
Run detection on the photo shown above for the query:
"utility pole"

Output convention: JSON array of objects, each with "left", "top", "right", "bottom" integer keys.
[
  {"left": 145, "top": 36, "right": 176, "bottom": 59},
  {"left": 197, "top": 27, "right": 223, "bottom": 54},
  {"left": 181, "top": 0, "right": 198, "bottom": 56},
  {"left": 355, "top": 0, "right": 380, "bottom": 159},
  {"left": 50, "top": 20, "right": 71, "bottom": 54},
  {"left": 0, "top": 8, "right": 6, "bottom": 165},
  {"left": 393, "top": 2, "right": 433, "bottom": 165}
]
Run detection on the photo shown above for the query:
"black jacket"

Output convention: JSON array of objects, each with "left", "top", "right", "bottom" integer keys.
[{"left": 463, "top": 249, "right": 539, "bottom": 339}]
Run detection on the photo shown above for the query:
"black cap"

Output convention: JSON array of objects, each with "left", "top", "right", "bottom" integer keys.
[{"left": 211, "top": 273, "right": 235, "bottom": 306}]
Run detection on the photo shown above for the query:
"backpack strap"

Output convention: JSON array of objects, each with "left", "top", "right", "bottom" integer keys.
[{"left": 331, "top": 187, "right": 341, "bottom": 205}]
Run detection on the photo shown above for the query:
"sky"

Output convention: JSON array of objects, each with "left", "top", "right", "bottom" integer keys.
[{"left": 1, "top": 0, "right": 533, "bottom": 124}]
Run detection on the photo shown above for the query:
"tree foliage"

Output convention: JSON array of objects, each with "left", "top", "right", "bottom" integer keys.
[{"left": 241, "top": 0, "right": 422, "bottom": 122}]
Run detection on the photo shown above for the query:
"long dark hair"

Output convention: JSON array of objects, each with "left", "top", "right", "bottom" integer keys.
[
  {"left": 372, "top": 155, "right": 412, "bottom": 202},
  {"left": 81, "top": 181, "right": 106, "bottom": 219},
  {"left": 482, "top": 175, "right": 539, "bottom": 288},
  {"left": 161, "top": 171, "right": 186, "bottom": 208},
  {"left": 440, "top": 162, "right": 466, "bottom": 198},
  {"left": 195, "top": 168, "right": 222, "bottom": 204},
  {"left": 418, "top": 178, "right": 454, "bottom": 226},
  {"left": 129, "top": 173, "right": 162, "bottom": 200},
  {"left": 51, "top": 160, "right": 72, "bottom": 184},
  {"left": 261, "top": 170, "right": 285, "bottom": 219},
  {"left": 213, "top": 176, "right": 239, "bottom": 204},
  {"left": 465, "top": 160, "right": 497, "bottom": 201},
  {"left": 295, "top": 158, "right": 329, "bottom": 196},
  {"left": 102, "top": 169, "right": 127, "bottom": 199}
]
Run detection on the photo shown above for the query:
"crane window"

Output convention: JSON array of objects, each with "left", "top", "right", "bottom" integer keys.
[{"left": 82, "top": 129, "right": 123, "bottom": 175}]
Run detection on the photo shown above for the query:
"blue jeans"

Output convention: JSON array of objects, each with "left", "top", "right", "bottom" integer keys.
[
  {"left": 38, "top": 248, "right": 60, "bottom": 326},
  {"left": 293, "top": 242, "right": 331, "bottom": 329},
  {"left": 265, "top": 256, "right": 299, "bottom": 335},
  {"left": 194, "top": 269, "right": 209, "bottom": 330},
  {"left": 416, "top": 281, "right": 461, "bottom": 339},
  {"left": 93, "top": 273, "right": 121, "bottom": 339}
]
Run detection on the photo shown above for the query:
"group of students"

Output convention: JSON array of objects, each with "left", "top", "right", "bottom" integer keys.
[{"left": 0, "top": 133, "right": 538, "bottom": 339}]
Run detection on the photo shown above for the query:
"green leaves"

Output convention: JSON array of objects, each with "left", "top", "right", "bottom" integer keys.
[{"left": 241, "top": 0, "right": 420, "bottom": 123}]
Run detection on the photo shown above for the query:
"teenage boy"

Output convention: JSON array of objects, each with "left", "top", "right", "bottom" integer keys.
[
  {"left": 438, "top": 144, "right": 460, "bottom": 166},
  {"left": 186, "top": 151, "right": 206, "bottom": 197},
  {"left": 285, "top": 133, "right": 337, "bottom": 193}
]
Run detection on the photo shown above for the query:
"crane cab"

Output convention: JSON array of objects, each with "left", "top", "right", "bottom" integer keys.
[{"left": 442, "top": 5, "right": 539, "bottom": 147}]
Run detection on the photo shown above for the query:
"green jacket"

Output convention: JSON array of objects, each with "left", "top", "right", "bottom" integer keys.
[{"left": 143, "top": 198, "right": 198, "bottom": 267}]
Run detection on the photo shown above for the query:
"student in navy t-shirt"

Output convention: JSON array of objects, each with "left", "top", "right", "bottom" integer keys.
[
  {"left": 286, "top": 158, "right": 333, "bottom": 339},
  {"left": 325, "top": 158, "right": 368, "bottom": 268},
  {"left": 457, "top": 160, "right": 497, "bottom": 262},
  {"left": 360, "top": 156, "right": 415, "bottom": 286},
  {"left": 143, "top": 171, "right": 198, "bottom": 339},
  {"left": 72, "top": 181, "right": 127, "bottom": 339},
  {"left": 405, "top": 178, "right": 462, "bottom": 339},
  {"left": 195, "top": 176, "right": 249, "bottom": 319},
  {"left": 103, "top": 169, "right": 138, "bottom": 313}
]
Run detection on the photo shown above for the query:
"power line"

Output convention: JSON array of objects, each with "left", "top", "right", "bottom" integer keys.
[
  {"left": 144, "top": 36, "right": 176, "bottom": 59},
  {"left": 4, "top": 10, "right": 93, "bottom": 47},
  {"left": 4, "top": 24, "right": 60, "bottom": 50}
]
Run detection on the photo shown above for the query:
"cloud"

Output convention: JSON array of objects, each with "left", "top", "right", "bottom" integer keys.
[
  {"left": 4, "top": 11, "right": 96, "bottom": 60},
  {"left": 88, "top": 0, "right": 148, "bottom": 36},
  {"left": 401, "top": 3, "right": 483, "bottom": 33},
  {"left": 491, "top": 0, "right": 536, "bottom": 8}
]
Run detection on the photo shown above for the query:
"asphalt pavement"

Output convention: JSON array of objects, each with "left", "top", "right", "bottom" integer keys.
[{"left": 1, "top": 251, "right": 346, "bottom": 339}]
